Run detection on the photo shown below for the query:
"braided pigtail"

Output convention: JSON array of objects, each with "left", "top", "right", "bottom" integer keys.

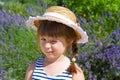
[{"left": 67, "top": 41, "right": 78, "bottom": 74}]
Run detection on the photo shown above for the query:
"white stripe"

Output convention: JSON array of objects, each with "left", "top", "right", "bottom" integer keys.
[
  {"left": 43, "top": 12, "right": 77, "bottom": 26},
  {"left": 34, "top": 69, "right": 44, "bottom": 73},
  {"left": 35, "top": 67, "right": 43, "bottom": 69},
  {"left": 33, "top": 72, "right": 45, "bottom": 76}
]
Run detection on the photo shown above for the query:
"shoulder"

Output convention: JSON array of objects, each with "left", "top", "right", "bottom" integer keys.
[
  {"left": 25, "top": 61, "right": 36, "bottom": 80},
  {"left": 72, "top": 64, "right": 85, "bottom": 80}
]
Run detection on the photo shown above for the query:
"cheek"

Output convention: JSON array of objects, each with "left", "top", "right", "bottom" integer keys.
[
  {"left": 53, "top": 43, "right": 66, "bottom": 52},
  {"left": 40, "top": 42, "right": 45, "bottom": 51}
]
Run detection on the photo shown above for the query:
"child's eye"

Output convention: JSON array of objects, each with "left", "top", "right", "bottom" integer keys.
[
  {"left": 40, "top": 38, "right": 46, "bottom": 41},
  {"left": 51, "top": 40, "right": 57, "bottom": 44}
]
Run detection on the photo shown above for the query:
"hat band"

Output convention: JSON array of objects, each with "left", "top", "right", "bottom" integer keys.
[{"left": 43, "top": 12, "right": 77, "bottom": 26}]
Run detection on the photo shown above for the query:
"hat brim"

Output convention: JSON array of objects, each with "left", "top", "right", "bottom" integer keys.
[{"left": 26, "top": 16, "right": 88, "bottom": 43}]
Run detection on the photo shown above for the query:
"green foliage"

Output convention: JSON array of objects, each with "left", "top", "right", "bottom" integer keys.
[
  {"left": 0, "top": 26, "right": 43, "bottom": 79},
  {"left": 62, "top": 0, "right": 120, "bottom": 18},
  {"left": 3, "top": 2, "right": 27, "bottom": 16},
  {"left": 3, "top": 2, "right": 41, "bottom": 16},
  {"left": 4, "top": 0, "right": 57, "bottom": 6},
  {"left": 2, "top": 0, "right": 57, "bottom": 16}
]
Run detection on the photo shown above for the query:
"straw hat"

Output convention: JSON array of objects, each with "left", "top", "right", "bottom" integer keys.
[{"left": 26, "top": 6, "right": 88, "bottom": 43}]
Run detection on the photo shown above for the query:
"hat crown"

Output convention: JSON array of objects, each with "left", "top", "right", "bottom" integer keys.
[{"left": 46, "top": 6, "right": 77, "bottom": 24}]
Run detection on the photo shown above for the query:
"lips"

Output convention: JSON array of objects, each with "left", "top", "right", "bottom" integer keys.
[{"left": 46, "top": 51, "right": 54, "bottom": 54}]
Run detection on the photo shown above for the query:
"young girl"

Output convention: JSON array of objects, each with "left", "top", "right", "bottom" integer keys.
[{"left": 25, "top": 6, "right": 88, "bottom": 80}]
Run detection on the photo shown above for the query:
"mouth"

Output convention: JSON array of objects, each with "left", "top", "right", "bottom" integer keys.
[{"left": 46, "top": 51, "right": 54, "bottom": 54}]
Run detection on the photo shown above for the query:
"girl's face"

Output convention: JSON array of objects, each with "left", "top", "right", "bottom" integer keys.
[{"left": 40, "top": 36, "right": 68, "bottom": 60}]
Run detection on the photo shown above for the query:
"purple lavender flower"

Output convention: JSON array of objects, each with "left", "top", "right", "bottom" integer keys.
[
  {"left": 0, "top": 9, "right": 26, "bottom": 30},
  {"left": 94, "top": 40, "right": 102, "bottom": 47},
  {"left": 77, "top": 28, "right": 120, "bottom": 79},
  {"left": 0, "top": 40, "right": 6, "bottom": 47}
]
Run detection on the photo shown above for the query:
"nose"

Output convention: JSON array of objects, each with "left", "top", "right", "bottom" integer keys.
[{"left": 45, "top": 42, "right": 52, "bottom": 49}]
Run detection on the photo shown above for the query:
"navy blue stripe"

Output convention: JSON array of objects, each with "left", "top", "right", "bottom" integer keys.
[
  {"left": 35, "top": 65, "right": 43, "bottom": 67},
  {"left": 32, "top": 78, "right": 40, "bottom": 80}
]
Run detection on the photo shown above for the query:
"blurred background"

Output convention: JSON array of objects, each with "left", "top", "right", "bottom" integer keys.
[{"left": 0, "top": 0, "right": 120, "bottom": 80}]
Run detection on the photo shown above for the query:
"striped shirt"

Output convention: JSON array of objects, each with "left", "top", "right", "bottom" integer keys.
[{"left": 32, "top": 58, "right": 72, "bottom": 80}]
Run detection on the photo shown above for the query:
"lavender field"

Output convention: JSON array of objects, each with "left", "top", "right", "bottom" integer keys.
[{"left": 0, "top": 0, "right": 120, "bottom": 80}]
